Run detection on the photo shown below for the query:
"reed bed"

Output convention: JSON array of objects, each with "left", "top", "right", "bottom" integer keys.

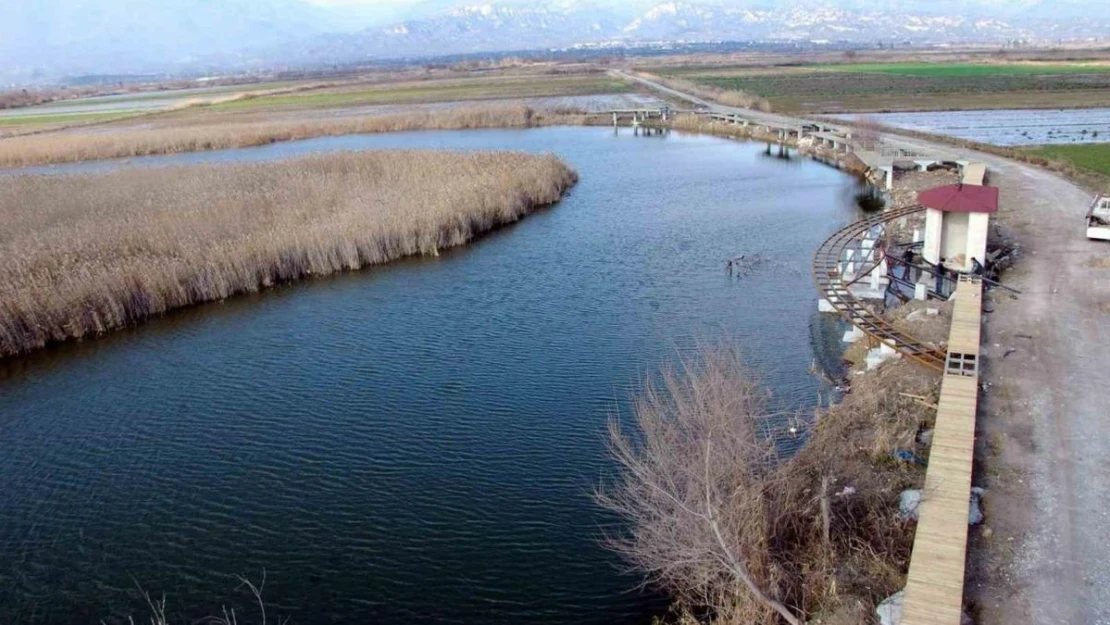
[
  {"left": 0, "top": 103, "right": 549, "bottom": 168},
  {"left": 0, "top": 150, "right": 577, "bottom": 358}
]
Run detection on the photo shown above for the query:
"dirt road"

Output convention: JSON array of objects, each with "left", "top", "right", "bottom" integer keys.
[
  {"left": 624, "top": 72, "right": 1110, "bottom": 623},
  {"left": 841, "top": 133, "right": 1110, "bottom": 624},
  {"left": 940, "top": 144, "right": 1110, "bottom": 625}
]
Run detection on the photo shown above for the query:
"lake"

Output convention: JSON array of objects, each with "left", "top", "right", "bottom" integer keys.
[{"left": 0, "top": 127, "right": 857, "bottom": 624}]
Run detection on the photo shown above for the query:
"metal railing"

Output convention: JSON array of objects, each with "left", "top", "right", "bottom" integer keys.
[{"left": 812, "top": 205, "right": 946, "bottom": 372}]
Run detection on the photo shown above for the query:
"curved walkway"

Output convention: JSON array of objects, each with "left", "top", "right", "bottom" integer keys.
[{"left": 812, "top": 204, "right": 946, "bottom": 372}]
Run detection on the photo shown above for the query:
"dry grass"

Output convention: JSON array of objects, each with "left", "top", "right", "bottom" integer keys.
[
  {"left": 773, "top": 361, "right": 938, "bottom": 622},
  {"left": 605, "top": 345, "right": 938, "bottom": 624},
  {"left": 632, "top": 72, "right": 772, "bottom": 112},
  {"left": 0, "top": 150, "right": 576, "bottom": 358},
  {"left": 0, "top": 103, "right": 573, "bottom": 169}
]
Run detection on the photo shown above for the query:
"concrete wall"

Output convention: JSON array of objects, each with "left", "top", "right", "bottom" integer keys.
[{"left": 923, "top": 208, "right": 944, "bottom": 265}]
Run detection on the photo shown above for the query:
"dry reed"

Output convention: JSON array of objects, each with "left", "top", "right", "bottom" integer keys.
[
  {"left": 0, "top": 103, "right": 548, "bottom": 169},
  {"left": 603, "top": 345, "right": 938, "bottom": 624},
  {"left": 0, "top": 150, "right": 577, "bottom": 358},
  {"left": 633, "top": 72, "right": 772, "bottom": 112}
]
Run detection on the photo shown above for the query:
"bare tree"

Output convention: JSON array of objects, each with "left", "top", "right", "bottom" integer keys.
[{"left": 597, "top": 346, "right": 802, "bottom": 625}]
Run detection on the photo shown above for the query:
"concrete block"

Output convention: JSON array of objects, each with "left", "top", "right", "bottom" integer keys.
[
  {"left": 866, "top": 345, "right": 902, "bottom": 370},
  {"left": 914, "top": 282, "right": 928, "bottom": 301},
  {"left": 842, "top": 327, "right": 866, "bottom": 343}
]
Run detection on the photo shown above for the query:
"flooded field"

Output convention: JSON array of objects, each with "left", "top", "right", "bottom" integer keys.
[{"left": 831, "top": 108, "right": 1110, "bottom": 146}]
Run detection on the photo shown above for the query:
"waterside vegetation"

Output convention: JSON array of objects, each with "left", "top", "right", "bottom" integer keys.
[
  {"left": 601, "top": 346, "right": 937, "bottom": 624},
  {"left": 0, "top": 104, "right": 576, "bottom": 168},
  {"left": 0, "top": 150, "right": 577, "bottom": 358}
]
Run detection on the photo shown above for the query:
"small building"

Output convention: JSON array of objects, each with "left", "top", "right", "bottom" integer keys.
[{"left": 918, "top": 183, "right": 999, "bottom": 272}]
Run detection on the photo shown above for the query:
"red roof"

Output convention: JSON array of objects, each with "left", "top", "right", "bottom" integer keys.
[{"left": 918, "top": 184, "right": 999, "bottom": 213}]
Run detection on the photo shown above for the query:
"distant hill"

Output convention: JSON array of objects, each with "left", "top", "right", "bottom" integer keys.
[
  {"left": 1, "top": 0, "right": 1106, "bottom": 85},
  {"left": 0, "top": 0, "right": 336, "bottom": 83},
  {"left": 295, "top": 0, "right": 1106, "bottom": 61}
]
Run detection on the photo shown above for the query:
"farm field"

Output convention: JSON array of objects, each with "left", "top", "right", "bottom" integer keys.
[
  {"left": 0, "top": 111, "right": 145, "bottom": 128},
  {"left": 815, "top": 62, "right": 1110, "bottom": 77},
  {"left": 653, "top": 61, "right": 1110, "bottom": 113},
  {"left": 205, "top": 73, "right": 631, "bottom": 113},
  {"left": 1027, "top": 143, "right": 1110, "bottom": 176},
  {"left": 830, "top": 108, "right": 1110, "bottom": 146},
  {"left": 0, "top": 70, "right": 634, "bottom": 137}
]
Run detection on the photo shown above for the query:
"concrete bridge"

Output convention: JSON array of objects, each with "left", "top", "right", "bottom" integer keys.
[
  {"left": 612, "top": 70, "right": 966, "bottom": 190},
  {"left": 608, "top": 107, "right": 674, "bottom": 126}
]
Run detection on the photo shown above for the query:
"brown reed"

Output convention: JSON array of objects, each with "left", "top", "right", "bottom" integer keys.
[
  {"left": 0, "top": 103, "right": 550, "bottom": 169},
  {"left": 0, "top": 150, "right": 577, "bottom": 358}
]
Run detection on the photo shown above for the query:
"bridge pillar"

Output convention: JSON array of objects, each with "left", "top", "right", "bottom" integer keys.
[{"left": 878, "top": 166, "right": 894, "bottom": 191}]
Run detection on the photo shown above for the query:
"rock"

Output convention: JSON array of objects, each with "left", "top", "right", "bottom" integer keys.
[
  {"left": 905, "top": 309, "right": 925, "bottom": 323},
  {"left": 917, "top": 429, "right": 934, "bottom": 446},
  {"left": 926, "top": 307, "right": 940, "bottom": 316},
  {"left": 982, "top": 525, "right": 994, "bottom": 539},
  {"left": 876, "top": 590, "right": 904, "bottom": 625},
  {"left": 969, "top": 487, "right": 986, "bottom": 525},
  {"left": 899, "top": 490, "right": 922, "bottom": 520}
]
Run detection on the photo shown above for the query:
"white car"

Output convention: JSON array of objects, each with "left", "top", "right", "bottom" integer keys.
[{"left": 1088, "top": 195, "right": 1110, "bottom": 241}]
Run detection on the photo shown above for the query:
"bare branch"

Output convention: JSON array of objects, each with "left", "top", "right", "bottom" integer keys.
[{"left": 596, "top": 345, "right": 803, "bottom": 624}]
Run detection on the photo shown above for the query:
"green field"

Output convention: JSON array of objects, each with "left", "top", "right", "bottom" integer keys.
[
  {"left": 814, "top": 62, "right": 1110, "bottom": 77},
  {"left": 1029, "top": 144, "right": 1110, "bottom": 176},
  {"left": 670, "top": 62, "right": 1110, "bottom": 113},
  {"left": 0, "top": 111, "right": 144, "bottom": 127}
]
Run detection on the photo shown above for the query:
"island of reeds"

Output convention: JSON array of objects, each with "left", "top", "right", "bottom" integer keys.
[
  {"left": 0, "top": 150, "right": 577, "bottom": 358},
  {"left": 0, "top": 103, "right": 580, "bottom": 168}
]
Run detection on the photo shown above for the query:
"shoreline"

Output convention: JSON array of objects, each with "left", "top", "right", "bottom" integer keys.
[
  {"left": 617, "top": 77, "right": 1107, "bottom": 623},
  {"left": 0, "top": 150, "right": 578, "bottom": 359}
]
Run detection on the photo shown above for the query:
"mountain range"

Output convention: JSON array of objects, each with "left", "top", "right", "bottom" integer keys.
[{"left": 2, "top": 0, "right": 1106, "bottom": 84}]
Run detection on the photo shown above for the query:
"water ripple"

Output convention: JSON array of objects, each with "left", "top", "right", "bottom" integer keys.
[{"left": 0, "top": 127, "right": 857, "bottom": 625}]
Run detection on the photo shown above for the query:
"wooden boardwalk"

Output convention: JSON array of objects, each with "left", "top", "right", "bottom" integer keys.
[{"left": 902, "top": 275, "right": 983, "bottom": 625}]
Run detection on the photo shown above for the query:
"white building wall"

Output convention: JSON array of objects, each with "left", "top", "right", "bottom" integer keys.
[
  {"left": 966, "top": 212, "right": 990, "bottom": 268},
  {"left": 922, "top": 208, "right": 944, "bottom": 265}
]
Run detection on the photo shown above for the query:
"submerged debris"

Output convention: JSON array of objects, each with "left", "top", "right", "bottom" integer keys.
[{"left": 726, "top": 253, "right": 802, "bottom": 279}]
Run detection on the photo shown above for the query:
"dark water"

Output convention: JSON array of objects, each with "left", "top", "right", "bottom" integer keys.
[{"left": 0, "top": 128, "right": 857, "bottom": 625}]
